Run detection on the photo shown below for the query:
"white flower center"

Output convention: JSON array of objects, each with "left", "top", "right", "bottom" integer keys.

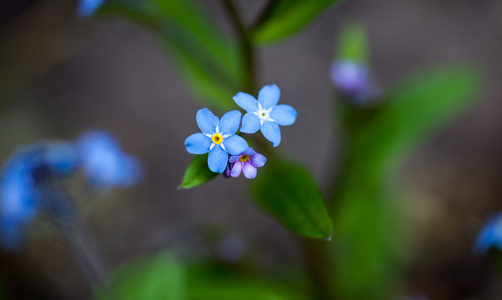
[
  {"left": 253, "top": 103, "right": 274, "bottom": 126},
  {"left": 205, "top": 125, "right": 230, "bottom": 151}
]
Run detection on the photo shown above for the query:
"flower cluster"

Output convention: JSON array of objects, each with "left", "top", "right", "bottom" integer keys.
[
  {"left": 0, "top": 130, "right": 141, "bottom": 250},
  {"left": 185, "top": 84, "right": 297, "bottom": 179}
]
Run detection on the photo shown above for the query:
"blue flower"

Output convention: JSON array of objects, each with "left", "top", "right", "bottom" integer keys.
[
  {"left": 233, "top": 84, "right": 297, "bottom": 147},
  {"left": 76, "top": 131, "right": 142, "bottom": 189},
  {"left": 77, "top": 0, "right": 105, "bottom": 19},
  {"left": 185, "top": 108, "right": 248, "bottom": 173},
  {"left": 0, "top": 154, "right": 39, "bottom": 250},
  {"left": 0, "top": 143, "right": 77, "bottom": 250},
  {"left": 474, "top": 212, "right": 502, "bottom": 254}
]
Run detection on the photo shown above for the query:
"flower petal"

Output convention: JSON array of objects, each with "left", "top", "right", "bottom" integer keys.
[
  {"left": 258, "top": 84, "right": 280, "bottom": 109},
  {"left": 242, "top": 163, "right": 257, "bottom": 179},
  {"left": 196, "top": 108, "right": 219, "bottom": 134},
  {"left": 230, "top": 161, "right": 243, "bottom": 177},
  {"left": 185, "top": 133, "right": 212, "bottom": 154},
  {"left": 233, "top": 92, "right": 258, "bottom": 112},
  {"left": 242, "top": 147, "right": 256, "bottom": 156},
  {"left": 261, "top": 122, "right": 281, "bottom": 147},
  {"left": 250, "top": 153, "right": 267, "bottom": 168},
  {"left": 270, "top": 104, "right": 297, "bottom": 126},
  {"left": 219, "top": 110, "right": 241, "bottom": 136},
  {"left": 222, "top": 135, "right": 248, "bottom": 155},
  {"left": 229, "top": 155, "right": 241, "bottom": 163},
  {"left": 208, "top": 145, "right": 228, "bottom": 173},
  {"left": 240, "top": 113, "right": 260, "bottom": 134}
]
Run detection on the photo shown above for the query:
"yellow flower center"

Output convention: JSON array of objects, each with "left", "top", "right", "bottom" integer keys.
[
  {"left": 212, "top": 133, "right": 223, "bottom": 144},
  {"left": 239, "top": 155, "right": 249, "bottom": 162}
]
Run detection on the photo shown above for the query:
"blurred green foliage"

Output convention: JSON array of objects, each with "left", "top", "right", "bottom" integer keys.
[
  {"left": 330, "top": 65, "right": 481, "bottom": 299},
  {"left": 101, "top": 0, "right": 243, "bottom": 111},
  {"left": 101, "top": 252, "right": 185, "bottom": 300},
  {"left": 336, "top": 23, "right": 369, "bottom": 63},
  {"left": 251, "top": 0, "right": 343, "bottom": 44},
  {"left": 101, "top": 252, "right": 312, "bottom": 300}
]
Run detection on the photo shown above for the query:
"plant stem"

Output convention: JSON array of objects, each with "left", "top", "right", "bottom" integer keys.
[
  {"left": 221, "top": 0, "right": 256, "bottom": 94},
  {"left": 59, "top": 221, "right": 110, "bottom": 289}
]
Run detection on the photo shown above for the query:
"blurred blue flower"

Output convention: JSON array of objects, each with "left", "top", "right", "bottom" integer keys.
[
  {"left": 77, "top": 131, "right": 142, "bottom": 189},
  {"left": 0, "top": 143, "right": 78, "bottom": 250},
  {"left": 474, "top": 212, "right": 502, "bottom": 254},
  {"left": 228, "top": 148, "right": 266, "bottom": 179},
  {"left": 330, "top": 60, "right": 378, "bottom": 103},
  {"left": 77, "top": 0, "right": 105, "bottom": 19},
  {"left": 233, "top": 84, "right": 297, "bottom": 147},
  {"left": 0, "top": 153, "right": 40, "bottom": 250},
  {"left": 185, "top": 108, "right": 248, "bottom": 173}
]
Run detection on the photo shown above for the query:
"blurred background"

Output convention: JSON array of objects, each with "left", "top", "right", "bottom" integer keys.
[{"left": 1, "top": 0, "right": 502, "bottom": 299}]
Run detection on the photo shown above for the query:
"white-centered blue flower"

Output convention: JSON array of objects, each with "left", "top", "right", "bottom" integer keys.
[
  {"left": 185, "top": 108, "right": 248, "bottom": 173},
  {"left": 233, "top": 84, "right": 297, "bottom": 147}
]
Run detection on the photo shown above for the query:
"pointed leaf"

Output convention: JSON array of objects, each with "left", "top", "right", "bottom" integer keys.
[
  {"left": 252, "top": 160, "right": 332, "bottom": 239},
  {"left": 180, "top": 154, "right": 218, "bottom": 189}
]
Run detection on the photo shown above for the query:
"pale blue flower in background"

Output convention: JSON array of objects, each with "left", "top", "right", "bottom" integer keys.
[
  {"left": 185, "top": 108, "right": 248, "bottom": 173},
  {"left": 0, "top": 151, "right": 40, "bottom": 250},
  {"left": 233, "top": 84, "right": 297, "bottom": 147},
  {"left": 474, "top": 212, "right": 502, "bottom": 254},
  {"left": 0, "top": 143, "right": 78, "bottom": 250},
  {"left": 77, "top": 131, "right": 142, "bottom": 189},
  {"left": 330, "top": 60, "right": 368, "bottom": 94},
  {"left": 329, "top": 59, "right": 379, "bottom": 103},
  {"left": 77, "top": 0, "right": 105, "bottom": 19}
]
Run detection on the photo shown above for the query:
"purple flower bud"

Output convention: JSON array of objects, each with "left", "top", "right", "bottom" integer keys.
[{"left": 329, "top": 60, "right": 379, "bottom": 103}]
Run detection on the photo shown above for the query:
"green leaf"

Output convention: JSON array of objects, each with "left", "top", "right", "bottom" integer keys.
[
  {"left": 185, "top": 263, "right": 312, "bottom": 300},
  {"left": 251, "top": 0, "right": 342, "bottom": 44},
  {"left": 336, "top": 23, "right": 369, "bottom": 63},
  {"left": 252, "top": 160, "right": 332, "bottom": 239},
  {"left": 180, "top": 154, "right": 218, "bottom": 189},
  {"left": 99, "top": 252, "right": 185, "bottom": 300}
]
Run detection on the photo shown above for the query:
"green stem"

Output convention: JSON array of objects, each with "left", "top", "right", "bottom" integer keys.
[{"left": 221, "top": 0, "right": 256, "bottom": 94}]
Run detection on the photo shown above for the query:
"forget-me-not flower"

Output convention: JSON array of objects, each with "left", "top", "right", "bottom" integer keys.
[
  {"left": 77, "top": 131, "right": 142, "bottom": 189},
  {"left": 185, "top": 108, "right": 248, "bottom": 173},
  {"left": 228, "top": 148, "right": 266, "bottom": 179},
  {"left": 233, "top": 84, "right": 297, "bottom": 147},
  {"left": 474, "top": 212, "right": 502, "bottom": 254},
  {"left": 77, "top": 0, "right": 105, "bottom": 19}
]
